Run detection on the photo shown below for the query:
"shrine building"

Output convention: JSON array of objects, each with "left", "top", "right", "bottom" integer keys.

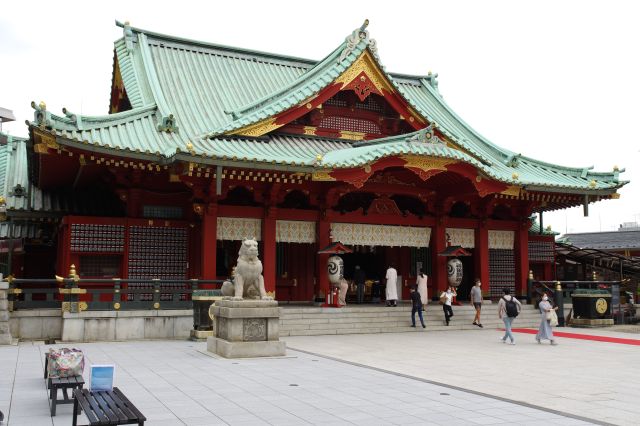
[{"left": 16, "top": 20, "right": 625, "bottom": 302}]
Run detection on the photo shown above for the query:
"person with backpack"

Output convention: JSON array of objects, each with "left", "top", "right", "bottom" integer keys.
[
  {"left": 498, "top": 288, "right": 521, "bottom": 344},
  {"left": 409, "top": 285, "right": 426, "bottom": 328}
]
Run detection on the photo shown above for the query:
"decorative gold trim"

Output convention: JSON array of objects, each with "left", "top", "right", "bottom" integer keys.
[
  {"left": 79, "top": 302, "right": 88, "bottom": 312},
  {"left": 59, "top": 288, "right": 87, "bottom": 295},
  {"left": 266, "top": 291, "right": 276, "bottom": 299},
  {"left": 230, "top": 118, "right": 278, "bottom": 137},
  {"left": 113, "top": 302, "right": 121, "bottom": 310},
  {"left": 61, "top": 302, "right": 71, "bottom": 313},
  {"left": 500, "top": 185, "right": 522, "bottom": 197},
  {"left": 311, "top": 170, "right": 336, "bottom": 181},
  {"left": 400, "top": 155, "right": 456, "bottom": 172},
  {"left": 303, "top": 126, "right": 316, "bottom": 136},
  {"left": 153, "top": 302, "right": 160, "bottom": 309},
  {"left": 610, "top": 192, "right": 620, "bottom": 199},
  {"left": 339, "top": 130, "right": 366, "bottom": 141}
]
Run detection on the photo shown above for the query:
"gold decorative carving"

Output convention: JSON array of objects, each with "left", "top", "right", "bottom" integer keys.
[
  {"left": 79, "top": 302, "right": 88, "bottom": 312},
  {"left": 311, "top": 170, "right": 336, "bottom": 181},
  {"left": 400, "top": 155, "right": 456, "bottom": 172},
  {"left": 61, "top": 302, "right": 71, "bottom": 313},
  {"left": 363, "top": 164, "right": 372, "bottom": 173},
  {"left": 339, "top": 130, "right": 365, "bottom": 141},
  {"left": 303, "top": 126, "right": 316, "bottom": 136},
  {"left": 114, "top": 302, "right": 121, "bottom": 310},
  {"left": 500, "top": 185, "right": 521, "bottom": 197},
  {"left": 610, "top": 192, "right": 620, "bottom": 199},
  {"left": 230, "top": 118, "right": 278, "bottom": 137},
  {"left": 153, "top": 302, "right": 160, "bottom": 309},
  {"left": 266, "top": 291, "right": 276, "bottom": 299}
]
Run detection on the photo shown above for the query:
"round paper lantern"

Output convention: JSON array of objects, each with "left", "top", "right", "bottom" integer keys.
[
  {"left": 447, "top": 258, "right": 463, "bottom": 287},
  {"left": 327, "top": 255, "right": 344, "bottom": 285}
]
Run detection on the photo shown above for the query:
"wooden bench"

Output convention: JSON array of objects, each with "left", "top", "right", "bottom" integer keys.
[
  {"left": 44, "top": 353, "right": 85, "bottom": 416},
  {"left": 72, "top": 387, "right": 146, "bottom": 426}
]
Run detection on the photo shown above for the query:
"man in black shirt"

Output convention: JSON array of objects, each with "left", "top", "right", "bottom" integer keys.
[
  {"left": 354, "top": 265, "right": 366, "bottom": 304},
  {"left": 410, "top": 285, "right": 426, "bottom": 328}
]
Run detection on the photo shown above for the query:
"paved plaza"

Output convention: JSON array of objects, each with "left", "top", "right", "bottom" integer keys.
[{"left": 1, "top": 327, "right": 637, "bottom": 425}]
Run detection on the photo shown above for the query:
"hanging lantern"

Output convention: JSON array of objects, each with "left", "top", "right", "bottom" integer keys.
[
  {"left": 327, "top": 255, "right": 344, "bottom": 285},
  {"left": 447, "top": 258, "right": 463, "bottom": 287}
]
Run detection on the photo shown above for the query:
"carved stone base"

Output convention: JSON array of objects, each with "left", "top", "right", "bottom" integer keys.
[
  {"left": 207, "top": 299, "right": 285, "bottom": 358},
  {"left": 190, "top": 329, "right": 214, "bottom": 341}
]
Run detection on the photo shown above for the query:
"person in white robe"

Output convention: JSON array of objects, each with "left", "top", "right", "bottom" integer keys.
[
  {"left": 416, "top": 270, "right": 428, "bottom": 310},
  {"left": 385, "top": 266, "right": 398, "bottom": 307}
]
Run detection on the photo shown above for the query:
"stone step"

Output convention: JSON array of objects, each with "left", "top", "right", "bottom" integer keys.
[{"left": 278, "top": 304, "right": 543, "bottom": 336}]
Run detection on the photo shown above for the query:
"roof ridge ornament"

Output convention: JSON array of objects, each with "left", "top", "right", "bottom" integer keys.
[
  {"left": 426, "top": 71, "right": 439, "bottom": 91},
  {"left": 123, "top": 20, "right": 135, "bottom": 52},
  {"left": 62, "top": 107, "right": 84, "bottom": 130},
  {"left": 157, "top": 114, "right": 179, "bottom": 133},
  {"left": 31, "top": 101, "right": 52, "bottom": 129},
  {"left": 339, "top": 19, "right": 378, "bottom": 63},
  {"left": 406, "top": 123, "right": 444, "bottom": 145}
]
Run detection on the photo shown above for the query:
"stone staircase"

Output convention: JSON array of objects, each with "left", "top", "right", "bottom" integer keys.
[{"left": 279, "top": 303, "right": 546, "bottom": 336}]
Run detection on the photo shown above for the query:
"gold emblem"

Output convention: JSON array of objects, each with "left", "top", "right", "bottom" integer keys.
[
  {"left": 401, "top": 155, "right": 456, "bottom": 172},
  {"left": 595, "top": 298, "right": 608, "bottom": 314},
  {"left": 312, "top": 170, "right": 336, "bottom": 181},
  {"left": 153, "top": 302, "right": 160, "bottom": 309},
  {"left": 114, "top": 302, "right": 121, "bottom": 310}
]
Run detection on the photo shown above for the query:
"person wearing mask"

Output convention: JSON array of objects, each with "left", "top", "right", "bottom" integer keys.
[
  {"left": 440, "top": 286, "right": 457, "bottom": 325},
  {"left": 536, "top": 293, "right": 558, "bottom": 345},
  {"left": 416, "top": 270, "right": 428, "bottom": 311},
  {"left": 409, "top": 285, "right": 426, "bottom": 328},
  {"left": 498, "top": 288, "right": 522, "bottom": 344},
  {"left": 385, "top": 265, "right": 398, "bottom": 307},
  {"left": 354, "top": 265, "right": 366, "bottom": 304},
  {"left": 470, "top": 278, "right": 484, "bottom": 327}
]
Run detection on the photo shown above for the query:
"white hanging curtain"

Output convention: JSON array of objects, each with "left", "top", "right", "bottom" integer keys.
[
  {"left": 330, "top": 223, "right": 431, "bottom": 248},
  {"left": 216, "top": 217, "right": 262, "bottom": 241},
  {"left": 276, "top": 220, "right": 316, "bottom": 243},
  {"left": 446, "top": 228, "right": 475, "bottom": 248},
  {"left": 489, "top": 230, "right": 515, "bottom": 249}
]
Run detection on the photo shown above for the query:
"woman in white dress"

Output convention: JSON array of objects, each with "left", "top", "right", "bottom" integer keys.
[{"left": 416, "top": 270, "right": 428, "bottom": 311}]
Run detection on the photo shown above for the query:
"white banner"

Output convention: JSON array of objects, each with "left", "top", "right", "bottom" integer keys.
[
  {"left": 489, "top": 230, "right": 514, "bottom": 249},
  {"left": 216, "top": 217, "right": 262, "bottom": 241},
  {"left": 446, "top": 228, "right": 475, "bottom": 248},
  {"left": 330, "top": 223, "right": 431, "bottom": 248},
  {"left": 276, "top": 220, "right": 316, "bottom": 243}
]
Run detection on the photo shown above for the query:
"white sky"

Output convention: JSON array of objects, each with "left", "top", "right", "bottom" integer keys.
[{"left": 1, "top": 0, "right": 638, "bottom": 234}]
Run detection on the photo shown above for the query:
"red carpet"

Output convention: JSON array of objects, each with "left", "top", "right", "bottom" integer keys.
[{"left": 510, "top": 328, "right": 640, "bottom": 346}]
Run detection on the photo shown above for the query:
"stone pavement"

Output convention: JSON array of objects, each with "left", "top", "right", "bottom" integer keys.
[
  {"left": 0, "top": 338, "right": 603, "bottom": 425},
  {"left": 284, "top": 327, "right": 640, "bottom": 426}
]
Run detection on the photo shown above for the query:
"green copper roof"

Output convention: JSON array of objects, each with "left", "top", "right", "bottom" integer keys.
[
  {"left": 529, "top": 217, "right": 559, "bottom": 236},
  {"left": 29, "top": 21, "right": 626, "bottom": 196}
]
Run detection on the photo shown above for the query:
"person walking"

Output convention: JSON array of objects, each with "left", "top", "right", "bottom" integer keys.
[
  {"left": 498, "top": 288, "right": 522, "bottom": 344},
  {"left": 470, "top": 278, "right": 483, "bottom": 327},
  {"left": 536, "top": 293, "right": 558, "bottom": 345},
  {"left": 385, "top": 265, "right": 398, "bottom": 307},
  {"left": 416, "top": 270, "right": 428, "bottom": 311},
  {"left": 410, "top": 285, "right": 426, "bottom": 328},
  {"left": 354, "top": 265, "right": 366, "bottom": 304},
  {"left": 440, "top": 286, "right": 457, "bottom": 325}
]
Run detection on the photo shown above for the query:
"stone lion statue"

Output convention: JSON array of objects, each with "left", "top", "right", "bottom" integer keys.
[{"left": 221, "top": 239, "right": 273, "bottom": 300}]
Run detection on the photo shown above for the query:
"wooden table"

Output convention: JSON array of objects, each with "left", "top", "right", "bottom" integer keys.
[{"left": 72, "top": 387, "right": 146, "bottom": 426}]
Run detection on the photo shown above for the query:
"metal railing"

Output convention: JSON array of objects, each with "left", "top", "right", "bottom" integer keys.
[{"left": 5, "top": 265, "right": 223, "bottom": 312}]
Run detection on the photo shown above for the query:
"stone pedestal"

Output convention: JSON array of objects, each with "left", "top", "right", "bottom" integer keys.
[
  {"left": 207, "top": 300, "right": 285, "bottom": 358},
  {"left": 0, "top": 282, "right": 12, "bottom": 345},
  {"left": 571, "top": 318, "right": 615, "bottom": 327}
]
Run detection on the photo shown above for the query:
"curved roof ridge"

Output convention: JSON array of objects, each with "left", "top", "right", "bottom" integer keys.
[
  {"left": 116, "top": 20, "right": 317, "bottom": 68},
  {"left": 32, "top": 105, "right": 157, "bottom": 131},
  {"left": 227, "top": 39, "right": 349, "bottom": 117},
  {"left": 206, "top": 23, "right": 376, "bottom": 137},
  {"left": 417, "top": 79, "right": 516, "bottom": 161}
]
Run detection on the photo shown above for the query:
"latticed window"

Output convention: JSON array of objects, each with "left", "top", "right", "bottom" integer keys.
[
  {"left": 142, "top": 205, "right": 183, "bottom": 219},
  {"left": 355, "top": 95, "right": 384, "bottom": 112},
  {"left": 528, "top": 240, "right": 555, "bottom": 262},
  {"left": 79, "top": 255, "right": 122, "bottom": 278},
  {"left": 319, "top": 116, "right": 380, "bottom": 134},
  {"left": 489, "top": 249, "right": 515, "bottom": 298}
]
